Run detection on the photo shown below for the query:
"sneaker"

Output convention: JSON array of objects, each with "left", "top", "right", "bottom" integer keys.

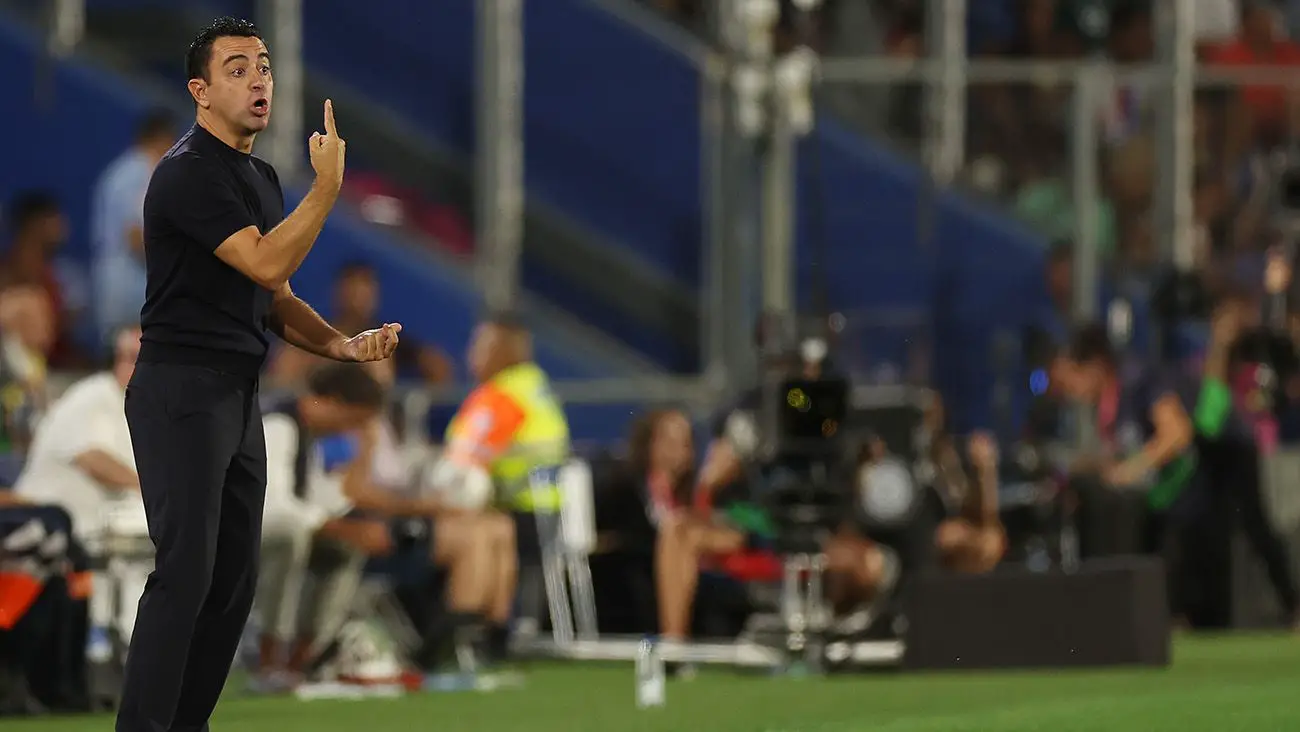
[
  {"left": 246, "top": 669, "right": 301, "bottom": 695},
  {"left": 831, "top": 546, "right": 900, "bottom": 636}
]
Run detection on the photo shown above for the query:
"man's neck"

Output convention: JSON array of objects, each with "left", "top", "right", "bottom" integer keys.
[
  {"left": 196, "top": 114, "right": 255, "bottom": 154},
  {"left": 6, "top": 242, "right": 45, "bottom": 275}
]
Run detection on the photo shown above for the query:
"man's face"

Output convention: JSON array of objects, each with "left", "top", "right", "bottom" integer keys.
[
  {"left": 196, "top": 35, "right": 273, "bottom": 136},
  {"left": 20, "top": 212, "right": 68, "bottom": 252},
  {"left": 651, "top": 411, "right": 695, "bottom": 477},
  {"left": 1060, "top": 359, "right": 1107, "bottom": 404},
  {"left": 1047, "top": 256, "right": 1072, "bottom": 302},
  {"left": 0, "top": 286, "right": 55, "bottom": 356},
  {"left": 467, "top": 324, "right": 502, "bottom": 382},
  {"left": 335, "top": 270, "right": 378, "bottom": 321},
  {"left": 1242, "top": 5, "right": 1277, "bottom": 45},
  {"left": 307, "top": 398, "right": 379, "bottom": 435}
]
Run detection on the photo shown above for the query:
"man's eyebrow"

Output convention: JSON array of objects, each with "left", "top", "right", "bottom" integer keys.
[{"left": 221, "top": 52, "right": 270, "bottom": 65}]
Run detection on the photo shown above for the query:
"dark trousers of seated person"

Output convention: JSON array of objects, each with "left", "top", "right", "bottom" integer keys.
[
  {"left": 590, "top": 551, "right": 656, "bottom": 634},
  {"left": 0, "top": 505, "right": 92, "bottom": 713},
  {"left": 589, "top": 543, "right": 751, "bottom": 638},
  {"left": 0, "top": 575, "right": 90, "bottom": 713}
]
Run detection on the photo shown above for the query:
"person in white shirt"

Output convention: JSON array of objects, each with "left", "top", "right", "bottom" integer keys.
[
  {"left": 256, "top": 363, "right": 501, "bottom": 680},
  {"left": 13, "top": 326, "right": 141, "bottom": 539}
]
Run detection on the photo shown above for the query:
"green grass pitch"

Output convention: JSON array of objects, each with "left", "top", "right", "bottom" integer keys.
[{"left": 10, "top": 634, "right": 1300, "bottom": 731}]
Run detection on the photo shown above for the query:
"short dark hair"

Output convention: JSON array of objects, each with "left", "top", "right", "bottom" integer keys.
[
  {"left": 7, "top": 191, "right": 61, "bottom": 234},
  {"left": 483, "top": 310, "right": 527, "bottom": 333},
  {"left": 1067, "top": 323, "right": 1115, "bottom": 368},
  {"left": 136, "top": 108, "right": 177, "bottom": 145},
  {"left": 1047, "top": 239, "right": 1073, "bottom": 263},
  {"left": 186, "top": 17, "right": 262, "bottom": 82},
  {"left": 336, "top": 261, "right": 376, "bottom": 281},
  {"left": 306, "top": 363, "right": 386, "bottom": 411}
]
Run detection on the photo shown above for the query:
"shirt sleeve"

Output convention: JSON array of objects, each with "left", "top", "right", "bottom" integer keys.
[
  {"left": 446, "top": 386, "right": 527, "bottom": 466},
  {"left": 46, "top": 385, "right": 118, "bottom": 462},
  {"left": 149, "top": 153, "right": 259, "bottom": 252},
  {"left": 318, "top": 433, "right": 359, "bottom": 473},
  {"left": 262, "top": 415, "right": 331, "bottom": 535}
]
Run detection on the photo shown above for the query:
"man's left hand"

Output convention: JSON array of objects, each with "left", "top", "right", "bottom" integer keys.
[
  {"left": 1103, "top": 459, "right": 1149, "bottom": 489},
  {"left": 333, "top": 323, "right": 402, "bottom": 362}
]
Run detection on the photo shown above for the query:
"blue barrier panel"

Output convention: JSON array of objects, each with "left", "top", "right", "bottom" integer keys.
[
  {"left": 302, "top": 0, "right": 701, "bottom": 285},
  {"left": 0, "top": 11, "right": 637, "bottom": 440}
]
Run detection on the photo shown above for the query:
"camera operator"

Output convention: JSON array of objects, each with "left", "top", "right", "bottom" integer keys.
[
  {"left": 1056, "top": 324, "right": 1197, "bottom": 615},
  {"left": 681, "top": 335, "right": 857, "bottom": 633},
  {"left": 822, "top": 398, "right": 1004, "bottom": 631},
  {"left": 933, "top": 430, "right": 1006, "bottom": 573}
]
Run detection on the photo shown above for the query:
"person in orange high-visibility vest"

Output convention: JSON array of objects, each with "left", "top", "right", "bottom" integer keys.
[{"left": 426, "top": 314, "right": 569, "bottom": 656}]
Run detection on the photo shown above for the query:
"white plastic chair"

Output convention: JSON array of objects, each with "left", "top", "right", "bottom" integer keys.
[{"left": 529, "top": 459, "right": 600, "bottom": 647}]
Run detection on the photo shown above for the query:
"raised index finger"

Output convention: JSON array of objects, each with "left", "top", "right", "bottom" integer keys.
[{"left": 324, "top": 99, "right": 337, "bottom": 136}]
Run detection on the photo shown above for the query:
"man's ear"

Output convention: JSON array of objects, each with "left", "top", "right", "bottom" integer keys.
[{"left": 188, "top": 78, "right": 210, "bottom": 109}]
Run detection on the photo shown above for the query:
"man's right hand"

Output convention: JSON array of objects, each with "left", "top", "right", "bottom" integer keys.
[
  {"left": 346, "top": 519, "right": 393, "bottom": 556},
  {"left": 308, "top": 99, "right": 346, "bottom": 193},
  {"left": 1210, "top": 300, "right": 1245, "bottom": 349}
]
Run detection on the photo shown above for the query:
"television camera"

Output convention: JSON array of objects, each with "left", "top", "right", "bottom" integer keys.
[{"left": 716, "top": 316, "right": 940, "bottom": 670}]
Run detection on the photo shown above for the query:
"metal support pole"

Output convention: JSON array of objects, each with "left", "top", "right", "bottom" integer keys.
[
  {"left": 38, "top": 0, "right": 84, "bottom": 108},
  {"left": 1153, "top": 0, "right": 1196, "bottom": 271},
  {"left": 726, "top": 0, "right": 780, "bottom": 385},
  {"left": 1071, "top": 68, "right": 1102, "bottom": 323},
  {"left": 1071, "top": 66, "right": 1103, "bottom": 450},
  {"left": 49, "top": 0, "right": 85, "bottom": 58},
  {"left": 759, "top": 115, "right": 797, "bottom": 317},
  {"left": 257, "top": 0, "right": 304, "bottom": 182},
  {"left": 476, "top": 0, "right": 525, "bottom": 313},
  {"left": 923, "top": 0, "right": 966, "bottom": 186},
  {"left": 701, "top": 41, "right": 730, "bottom": 391}
]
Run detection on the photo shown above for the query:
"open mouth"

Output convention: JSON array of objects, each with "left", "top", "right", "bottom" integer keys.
[{"left": 251, "top": 98, "right": 269, "bottom": 117}]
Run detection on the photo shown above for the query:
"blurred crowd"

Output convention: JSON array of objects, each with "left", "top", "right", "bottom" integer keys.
[{"left": 647, "top": 0, "right": 1300, "bottom": 295}]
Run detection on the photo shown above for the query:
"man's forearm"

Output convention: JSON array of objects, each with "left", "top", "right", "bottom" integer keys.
[
  {"left": 72, "top": 450, "right": 138, "bottom": 491},
  {"left": 270, "top": 286, "right": 345, "bottom": 359},
  {"left": 255, "top": 183, "right": 338, "bottom": 286},
  {"left": 350, "top": 489, "right": 438, "bottom": 517},
  {"left": 975, "top": 467, "right": 999, "bottom": 524}
]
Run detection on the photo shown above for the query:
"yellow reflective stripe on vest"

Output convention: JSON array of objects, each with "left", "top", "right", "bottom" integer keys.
[
  {"left": 479, "top": 363, "right": 569, "bottom": 513},
  {"left": 509, "top": 468, "right": 561, "bottom": 512}
]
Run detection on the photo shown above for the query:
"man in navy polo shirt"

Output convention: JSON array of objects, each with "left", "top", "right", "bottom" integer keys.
[{"left": 117, "top": 17, "right": 401, "bottom": 732}]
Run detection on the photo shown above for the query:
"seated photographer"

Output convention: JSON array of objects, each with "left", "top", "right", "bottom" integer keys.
[
  {"left": 256, "top": 364, "right": 505, "bottom": 681},
  {"left": 823, "top": 405, "right": 1002, "bottom": 628},
  {"left": 1056, "top": 324, "right": 1197, "bottom": 610}
]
